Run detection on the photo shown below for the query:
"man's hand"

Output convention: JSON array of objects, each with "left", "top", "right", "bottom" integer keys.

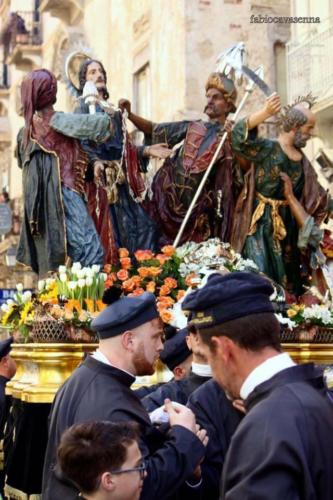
[
  {"left": 224, "top": 119, "right": 234, "bottom": 134},
  {"left": 280, "top": 172, "right": 294, "bottom": 201},
  {"left": 164, "top": 399, "right": 196, "bottom": 433},
  {"left": 145, "top": 143, "right": 173, "bottom": 159},
  {"left": 195, "top": 424, "right": 209, "bottom": 447},
  {"left": 264, "top": 93, "right": 281, "bottom": 117},
  {"left": 93, "top": 161, "right": 105, "bottom": 184},
  {"left": 118, "top": 98, "right": 131, "bottom": 116},
  {"left": 232, "top": 398, "right": 246, "bottom": 414}
]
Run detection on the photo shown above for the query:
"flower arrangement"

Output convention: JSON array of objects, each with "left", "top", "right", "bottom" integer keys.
[
  {"left": 1, "top": 263, "right": 108, "bottom": 341},
  {"left": 104, "top": 246, "right": 187, "bottom": 324},
  {"left": 286, "top": 303, "right": 333, "bottom": 328},
  {"left": 1, "top": 284, "right": 33, "bottom": 339}
]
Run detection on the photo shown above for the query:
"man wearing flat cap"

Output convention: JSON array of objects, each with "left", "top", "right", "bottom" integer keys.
[
  {"left": 141, "top": 327, "right": 212, "bottom": 412},
  {"left": 183, "top": 272, "right": 333, "bottom": 500},
  {"left": 120, "top": 73, "right": 246, "bottom": 246},
  {"left": 42, "top": 291, "right": 207, "bottom": 499}
]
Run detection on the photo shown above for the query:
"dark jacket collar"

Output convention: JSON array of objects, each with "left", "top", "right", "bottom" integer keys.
[
  {"left": 83, "top": 355, "right": 136, "bottom": 387},
  {"left": 245, "top": 363, "right": 324, "bottom": 411}
]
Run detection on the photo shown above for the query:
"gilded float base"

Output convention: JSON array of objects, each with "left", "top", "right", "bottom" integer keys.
[{"left": 6, "top": 343, "right": 96, "bottom": 403}]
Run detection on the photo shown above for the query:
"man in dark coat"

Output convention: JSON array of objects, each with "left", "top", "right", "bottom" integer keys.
[
  {"left": 183, "top": 272, "right": 333, "bottom": 500},
  {"left": 0, "top": 337, "right": 16, "bottom": 494},
  {"left": 187, "top": 379, "right": 242, "bottom": 500},
  {"left": 142, "top": 328, "right": 211, "bottom": 412},
  {"left": 42, "top": 291, "right": 206, "bottom": 499}
]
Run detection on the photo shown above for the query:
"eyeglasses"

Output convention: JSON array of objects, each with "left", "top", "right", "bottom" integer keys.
[{"left": 110, "top": 461, "right": 147, "bottom": 480}]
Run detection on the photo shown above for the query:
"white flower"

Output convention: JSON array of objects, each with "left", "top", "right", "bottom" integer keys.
[
  {"left": 22, "top": 291, "right": 32, "bottom": 303},
  {"left": 169, "top": 302, "right": 187, "bottom": 329},
  {"left": 58, "top": 265, "right": 67, "bottom": 274},
  {"left": 275, "top": 313, "right": 296, "bottom": 330},
  {"left": 72, "top": 262, "right": 82, "bottom": 271},
  {"left": 78, "top": 279, "right": 86, "bottom": 288},
  {"left": 45, "top": 278, "right": 55, "bottom": 287},
  {"left": 16, "top": 283, "right": 23, "bottom": 293},
  {"left": 100, "top": 273, "right": 107, "bottom": 281},
  {"left": 6, "top": 299, "right": 14, "bottom": 306},
  {"left": 1, "top": 304, "right": 9, "bottom": 312},
  {"left": 76, "top": 269, "right": 86, "bottom": 279},
  {"left": 68, "top": 281, "right": 77, "bottom": 290},
  {"left": 85, "top": 268, "right": 94, "bottom": 278},
  {"left": 38, "top": 280, "right": 45, "bottom": 291},
  {"left": 60, "top": 273, "right": 67, "bottom": 283},
  {"left": 91, "top": 264, "right": 100, "bottom": 274},
  {"left": 85, "top": 277, "right": 93, "bottom": 287}
]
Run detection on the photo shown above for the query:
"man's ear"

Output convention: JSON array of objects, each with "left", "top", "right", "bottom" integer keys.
[
  {"left": 121, "top": 330, "right": 135, "bottom": 351},
  {"left": 173, "top": 365, "right": 185, "bottom": 379},
  {"left": 211, "top": 335, "right": 234, "bottom": 363},
  {"left": 100, "top": 471, "right": 116, "bottom": 492}
]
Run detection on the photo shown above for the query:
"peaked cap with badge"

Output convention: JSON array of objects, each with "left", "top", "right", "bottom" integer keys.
[
  {"left": 182, "top": 272, "right": 274, "bottom": 329},
  {"left": 160, "top": 327, "right": 191, "bottom": 371},
  {"left": 0, "top": 337, "right": 13, "bottom": 359}
]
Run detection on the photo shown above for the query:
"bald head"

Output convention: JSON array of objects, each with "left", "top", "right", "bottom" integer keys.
[{"left": 281, "top": 104, "right": 316, "bottom": 149}]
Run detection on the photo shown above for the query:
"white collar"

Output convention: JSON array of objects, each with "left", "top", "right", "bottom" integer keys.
[
  {"left": 92, "top": 350, "right": 135, "bottom": 378},
  {"left": 191, "top": 362, "right": 212, "bottom": 377},
  {"left": 240, "top": 352, "right": 296, "bottom": 400}
]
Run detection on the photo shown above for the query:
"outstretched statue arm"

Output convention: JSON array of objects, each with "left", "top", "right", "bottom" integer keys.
[
  {"left": 118, "top": 98, "right": 153, "bottom": 135},
  {"left": 247, "top": 94, "right": 281, "bottom": 130}
]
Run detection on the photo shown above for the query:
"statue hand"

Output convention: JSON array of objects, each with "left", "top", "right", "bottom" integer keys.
[
  {"left": 93, "top": 161, "right": 105, "bottom": 185},
  {"left": 280, "top": 172, "right": 294, "bottom": 200},
  {"left": 118, "top": 98, "right": 131, "bottom": 116},
  {"left": 264, "top": 93, "right": 281, "bottom": 117},
  {"left": 146, "top": 143, "right": 173, "bottom": 159},
  {"left": 224, "top": 119, "right": 234, "bottom": 134}
]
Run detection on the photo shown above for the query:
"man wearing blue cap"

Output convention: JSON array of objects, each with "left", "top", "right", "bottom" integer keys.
[
  {"left": 141, "top": 327, "right": 212, "bottom": 412},
  {"left": 42, "top": 291, "right": 207, "bottom": 499},
  {"left": 183, "top": 272, "right": 333, "bottom": 500},
  {"left": 0, "top": 337, "right": 16, "bottom": 493}
]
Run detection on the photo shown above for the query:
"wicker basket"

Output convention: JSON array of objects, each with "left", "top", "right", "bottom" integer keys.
[
  {"left": 32, "top": 315, "right": 68, "bottom": 343},
  {"left": 65, "top": 324, "right": 98, "bottom": 343},
  {"left": 280, "top": 325, "right": 333, "bottom": 343}
]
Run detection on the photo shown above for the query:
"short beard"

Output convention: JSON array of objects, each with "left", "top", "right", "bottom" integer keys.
[
  {"left": 132, "top": 342, "right": 155, "bottom": 376},
  {"left": 293, "top": 130, "right": 309, "bottom": 149}
]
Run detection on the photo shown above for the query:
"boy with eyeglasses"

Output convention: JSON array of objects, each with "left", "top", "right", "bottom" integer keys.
[{"left": 57, "top": 420, "right": 146, "bottom": 500}]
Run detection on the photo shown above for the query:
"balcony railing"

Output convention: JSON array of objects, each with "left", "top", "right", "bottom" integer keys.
[
  {"left": 287, "top": 16, "right": 333, "bottom": 103},
  {"left": 1, "top": 10, "right": 42, "bottom": 58}
]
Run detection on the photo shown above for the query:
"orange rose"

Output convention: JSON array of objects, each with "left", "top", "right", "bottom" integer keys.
[
  {"left": 146, "top": 281, "right": 156, "bottom": 293},
  {"left": 117, "top": 269, "right": 129, "bottom": 281},
  {"left": 159, "top": 309, "right": 173, "bottom": 324},
  {"left": 105, "top": 277, "right": 114, "bottom": 288},
  {"left": 157, "top": 296, "right": 174, "bottom": 309},
  {"left": 161, "top": 245, "right": 175, "bottom": 257},
  {"left": 129, "top": 287, "right": 145, "bottom": 296},
  {"left": 138, "top": 267, "right": 150, "bottom": 278},
  {"left": 131, "top": 275, "right": 142, "bottom": 286},
  {"left": 122, "top": 278, "right": 136, "bottom": 292},
  {"left": 176, "top": 289, "right": 186, "bottom": 301},
  {"left": 164, "top": 277, "right": 178, "bottom": 289},
  {"left": 159, "top": 284, "right": 171, "bottom": 296},
  {"left": 185, "top": 272, "right": 200, "bottom": 287},
  {"left": 149, "top": 266, "right": 162, "bottom": 277},
  {"left": 120, "top": 257, "right": 132, "bottom": 270},
  {"left": 135, "top": 249, "right": 154, "bottom": 261},
  {"left": 104, "top": 264, "right": 112, "bottom": 273},
  {"left": 119, "top": 248, "right": 129, "bottom": 258},
  {"left": 155, "top": 253, "right": 170, "bottom": 265}
]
